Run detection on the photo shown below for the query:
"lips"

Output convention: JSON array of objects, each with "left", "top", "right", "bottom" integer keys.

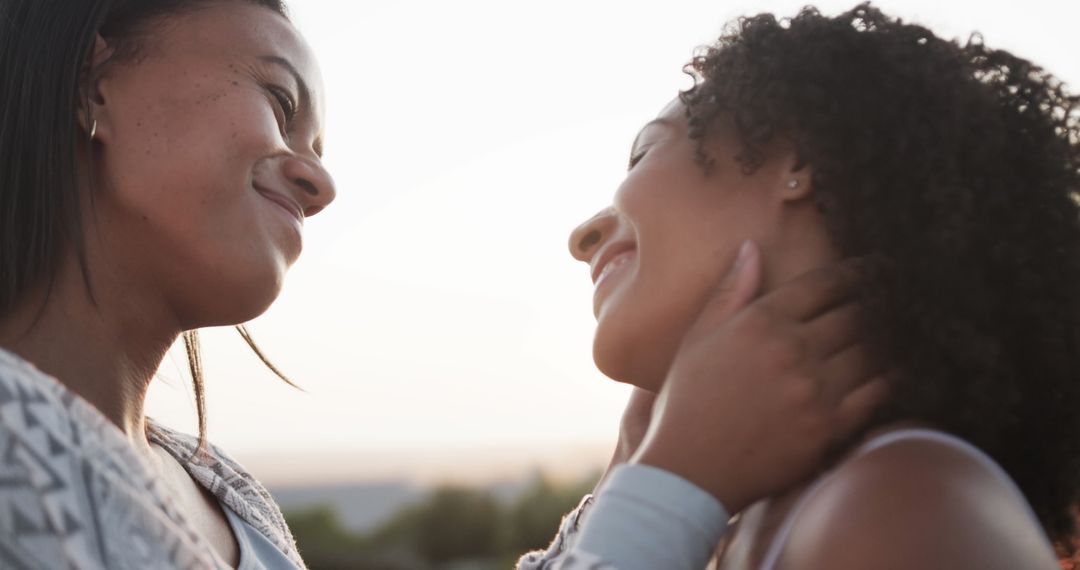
[
  {"left": 254, "top": 186, "right": 304, "bottom": 225},
  {"left": 591, "top": 242, "right": 637, "bottom": 285}
]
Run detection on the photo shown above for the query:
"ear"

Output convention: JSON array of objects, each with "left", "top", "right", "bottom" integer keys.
[
  {"left": 777, "top": 146, "right": 813, "bottom": 203},
  {"left": 76, "top": 35, "right": 116, "bottom": 141}
]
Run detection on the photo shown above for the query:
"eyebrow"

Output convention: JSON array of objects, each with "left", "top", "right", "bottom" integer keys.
[
  {"left": 258, "top": 55, "right": 323, "bottom": 157},
  {"left": 258, "top": 55, "right": 309, "bottom": 103},
  {"left": 631, "top": 117, "right": 674, "bottom": 153}
]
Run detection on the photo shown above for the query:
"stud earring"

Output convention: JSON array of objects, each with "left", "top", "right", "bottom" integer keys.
[{"left": 787, "top": 179, "right": 800, "bottom": 190}]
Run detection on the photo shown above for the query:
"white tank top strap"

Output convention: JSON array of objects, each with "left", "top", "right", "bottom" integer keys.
[{"left": 757, "top": 428, "right": 1037, "bottom": 570}]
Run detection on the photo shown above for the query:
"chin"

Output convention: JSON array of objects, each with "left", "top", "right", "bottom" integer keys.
[
  {"left": 182, "top": 267, "right": 286, "bottom": 327},
  {"left": 226, "top": 291, "right": 280, "bottom": 324}
]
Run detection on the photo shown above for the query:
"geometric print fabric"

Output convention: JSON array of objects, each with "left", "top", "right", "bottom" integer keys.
[{"left": 0, "top": 348, "right": 304, "bottom": 569}]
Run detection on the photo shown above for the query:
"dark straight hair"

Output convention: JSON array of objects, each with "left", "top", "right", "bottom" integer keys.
[{"left": 0, "top": 0, "right": 292, "bottom": 450}]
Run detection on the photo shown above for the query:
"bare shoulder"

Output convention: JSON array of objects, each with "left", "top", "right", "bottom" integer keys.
[{"left": 774, "top": 430, "right": 1059, "bottom": 570}]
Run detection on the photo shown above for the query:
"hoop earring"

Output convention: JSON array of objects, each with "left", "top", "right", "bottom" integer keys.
[{"left": 89, "top": 119, "right": 97, "bottom": 140}]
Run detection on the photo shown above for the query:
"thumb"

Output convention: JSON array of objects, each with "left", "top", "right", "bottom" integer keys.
[
  {"left": 690, "top": 240, "right": 763, "bottom": 333},
  {"left": 722, "top": 240, "right": 763, "bottom": 311}
]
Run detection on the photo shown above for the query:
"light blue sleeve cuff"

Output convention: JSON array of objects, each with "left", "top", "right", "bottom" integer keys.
[{"left": 571, "top": 464, "right": 730, "bottom": 570}]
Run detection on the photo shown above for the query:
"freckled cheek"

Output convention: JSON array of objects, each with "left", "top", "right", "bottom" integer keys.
[
  {"left": 212, "top": 99, "right": 279, "bottom": 141},
  {"left": 137, "top": 85, "right": 275, "bottom": 148},
  {"left": 98, "top": 100, "right": 270, "bottom": 253}
]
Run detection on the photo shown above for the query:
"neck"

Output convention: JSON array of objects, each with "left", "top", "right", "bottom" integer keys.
[
  {"left": 759, "top": 204, "right": 842, "bottom": 293},
  {"left": 0, "top": 251, "right": 180, "bottom": 460}
]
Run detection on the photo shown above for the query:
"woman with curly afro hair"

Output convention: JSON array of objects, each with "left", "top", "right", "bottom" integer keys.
[{"left": 564, "top": 2, "right": 1079, "bottom": 568}]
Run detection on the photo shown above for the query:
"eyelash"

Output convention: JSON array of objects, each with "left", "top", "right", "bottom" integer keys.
[
  {"left": 267, "top": 85, "right": 298, "bottom": 131},
  {"left": 628, "top": 148, "right": 648, "bottom": 170}
]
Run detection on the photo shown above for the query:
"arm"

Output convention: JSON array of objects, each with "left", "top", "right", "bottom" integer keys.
[{"left": 521, "top": 245, "right": 888, "bottom": 569}]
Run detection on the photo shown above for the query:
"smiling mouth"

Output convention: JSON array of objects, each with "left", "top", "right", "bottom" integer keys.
[
  {"left": 593, "top": 247, "right": 636, "bottom": 289},
  {"left": 254, "top": 187, "right": 304, "bottom": 225}
]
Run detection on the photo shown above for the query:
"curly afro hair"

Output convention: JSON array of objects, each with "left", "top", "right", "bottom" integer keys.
[{"left": 679, "top": 2, "right": 1080, "bottom": 551}]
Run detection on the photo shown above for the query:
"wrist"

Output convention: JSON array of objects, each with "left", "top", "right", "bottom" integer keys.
[
  {"left": 574, "top": 464, "right": 731, "bottom": 570},
  {"left": 631, "top": 440, "right": 748, "bottom": 513}
]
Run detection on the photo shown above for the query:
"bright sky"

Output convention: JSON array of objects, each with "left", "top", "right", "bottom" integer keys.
[{"left": 146, "top": 0, "right": 1080, "bottom": 480}]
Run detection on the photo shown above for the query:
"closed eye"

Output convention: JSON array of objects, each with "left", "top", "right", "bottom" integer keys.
[
  {"left": 266, "top": 85, "right": 298, "bottom": 133},
  {"left": 628, "top": 147, "right": 649, "bottom": 170}
]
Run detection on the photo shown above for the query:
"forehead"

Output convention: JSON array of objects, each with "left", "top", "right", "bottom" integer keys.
[
  {"left": 657, "top": 97, "right": 684, "bottom": 121},
  {"left": 147, "top": 3, "right": 324, "bottom": 101},
  {"left": 632, "top": 97, "right": 686, "bottom": 147}
]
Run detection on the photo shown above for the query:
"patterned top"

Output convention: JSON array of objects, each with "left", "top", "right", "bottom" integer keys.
[
  {"left": 517, "top": 495, "right": 604, "bottom": 569},
  {"left": 0, "top": 347, "right": 303, "bottom": 569},
  {"left": 0, "top": 345, "right": 718, "bottom": 570}
]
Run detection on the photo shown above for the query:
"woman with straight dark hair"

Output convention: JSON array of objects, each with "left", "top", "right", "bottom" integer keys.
[{"left": 0, "top": 1, "right": 886, "bottom": 568}]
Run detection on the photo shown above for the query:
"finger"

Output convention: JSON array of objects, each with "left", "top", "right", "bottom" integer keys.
[
  {"left": 818, "top": 343, "right": 883, "bottom": 404},
  {"left": 756, "top": 258, "right": 865, "bottom": 322},
  {"left": 833, "top": 375, "right": 891, "bottom": 438},
  {"left": 720, "top": 241, "right": 764, "bottom": 314},
  {"left": 803, "top": 302, "right": 863, "bottom": 358},
  {"left": 688, "top": 240, "right": 764, "bottom": 333}
]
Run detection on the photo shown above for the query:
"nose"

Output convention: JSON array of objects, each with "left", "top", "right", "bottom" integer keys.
[
  {"left": 568, "top": 207, "right": 617, "bottom": 263},
  {"left": 282, "top": 155, "right": 337, "bottom": 217}
]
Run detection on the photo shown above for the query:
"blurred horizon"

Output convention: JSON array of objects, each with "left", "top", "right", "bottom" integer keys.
[{"left": 232, "top": 440, "right": 611, "bottom": 488}]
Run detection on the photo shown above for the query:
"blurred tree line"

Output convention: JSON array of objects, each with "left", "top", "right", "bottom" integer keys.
[{"left": 284, "top": 472, "right": 599, "bottom": 570}]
